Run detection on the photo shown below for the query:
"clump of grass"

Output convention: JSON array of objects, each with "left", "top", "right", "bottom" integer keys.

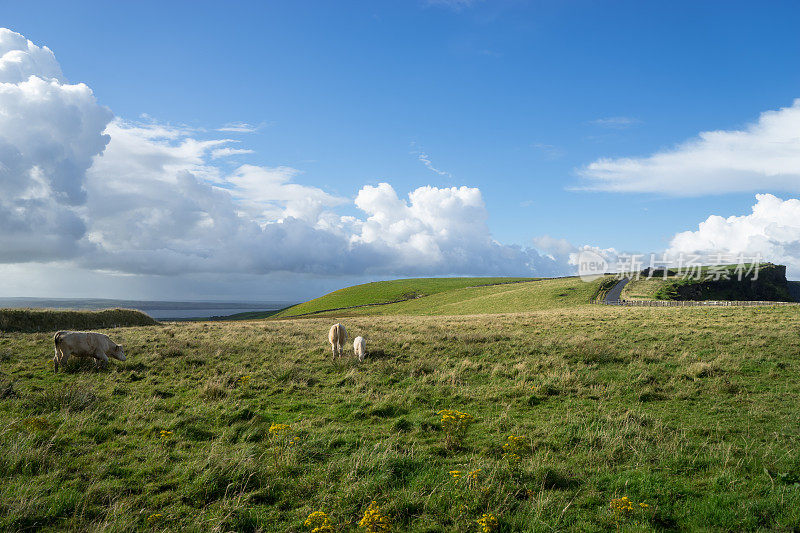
[
  {"left": 684, "top": 361, "right": 718, "bottom": 379},
  {"left": 0, "top": 380, "right": 19, "bottom": 399},
  {"left": 24, "top": 382, "right": 97, "bottom": 413},
  {"left": 200, "top": 379, "right": 229, "bottom": 400},
  {"left": 158, "top": 346, "right": 184, "bottom": 358}
]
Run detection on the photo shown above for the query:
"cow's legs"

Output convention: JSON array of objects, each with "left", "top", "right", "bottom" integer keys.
[
  {"left": 331, "top": 342, "right": 337, "bottom": 360},
  {"left": 54, "top": 346, "right": 61, "bottom": 372},
  {"left": 94, "top": 350, "right": 110, "bottom": 369},
  {"left": 55, "top": 348, "right": 69, "bottom": 372}
]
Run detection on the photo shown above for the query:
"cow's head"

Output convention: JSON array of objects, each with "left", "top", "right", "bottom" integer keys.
[{"left": 111, "top": 344, "right": 126, "bottom": 361}]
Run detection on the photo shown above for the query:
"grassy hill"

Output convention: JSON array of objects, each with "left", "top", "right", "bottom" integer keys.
[
  {"left": 272, "top": 276, "right": 604, "bottom": 319},
  {"left": 2, "top": 306, "right": 800, "bottom": 531},
  {"left": 298, "top": 276, "right": 600, "bottom": 318},
  {"left": 272, "top": 277, "right": 539, "bottom": 318}
]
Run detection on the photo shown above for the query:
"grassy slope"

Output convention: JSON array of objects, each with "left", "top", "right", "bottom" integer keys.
[
  {"left": 621, "top": 278, "right": 671, "bottom": 300},
  {"left": 3, "top": 305, "right": 800, "bottom": 531},
  {"left": 272, "top": 277, "right": 537, "bottom": 318},
  {"left": 303, "top": 276, "right": 598, "bottom": 317}
]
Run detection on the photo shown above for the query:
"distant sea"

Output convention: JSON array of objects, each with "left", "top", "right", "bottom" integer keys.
[{"left": 0, "top": 298, "right": 295, "bottom": 321}]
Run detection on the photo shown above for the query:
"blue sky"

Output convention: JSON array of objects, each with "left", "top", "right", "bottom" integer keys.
[{"left": 2, "top": 1, "right": 800, "bottom": 299}]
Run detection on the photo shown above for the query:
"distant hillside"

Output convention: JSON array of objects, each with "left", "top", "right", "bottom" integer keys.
[
  {"left": 273, "top": 276, "right": 602, "bottom": 318},
  {"left": 623, "top": 263, "right": 793, "bottom": 302},
  {"left": 0, "top": 308, "right": 157, "bottom": 333},
  {"left": 272, "top": 277, "right": 538, "bottom": 318}
]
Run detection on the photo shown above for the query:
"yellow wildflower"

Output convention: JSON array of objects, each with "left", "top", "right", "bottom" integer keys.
[
  {"left": 359, "top": 500, "right": 391, "bottom": 532},
  {"left": 437, "top": 409, "right": 474, "bottom": 448},
  {"left": 502, "top": 434, "right": 526, "bottom": 462},
  {"left": 476, "top": 513, "right": 498, "bottom": 533},
  {"left": 467, "top": 468, "right": 482, "bottom": 487},
  {"left": 304, "top": 511, "right": 333, "bottom": 533},
  {"left": 269, "top": 422, "right": 292, "bottom": 436},
  {"left": 609, "top": 496, "right": 635, "bottom": 516}
]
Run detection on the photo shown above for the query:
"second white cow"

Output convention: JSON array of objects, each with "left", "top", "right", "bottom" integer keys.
[{"left": 353, "top": 336, "right": 366, "bottom": 362}]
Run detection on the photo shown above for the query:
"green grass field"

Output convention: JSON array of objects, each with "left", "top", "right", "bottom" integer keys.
[
  {"left": 2, "top": 280, "right": 800, "bottom": 531},
  {"left": 272, "top": 277, "right": 538, "bottom": 318}
]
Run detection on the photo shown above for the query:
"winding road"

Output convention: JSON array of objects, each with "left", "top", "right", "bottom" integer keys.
[{"left": 604, "top": 277, "right": 630, "bottom": 303}]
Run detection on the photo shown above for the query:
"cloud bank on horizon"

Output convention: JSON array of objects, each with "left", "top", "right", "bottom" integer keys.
[{"left": 0, "top": 28, "right": 569, "bottom": 280}]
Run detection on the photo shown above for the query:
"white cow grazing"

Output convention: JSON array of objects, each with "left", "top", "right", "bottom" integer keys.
[
  {"left": 53, "top": 331, "right": 126, "bottom": 372},
  {"left": 353, "top": 336, "right": 366, "bottom": 362},
  {"left": 328, "top": 323, "right": 347, "bottom": 359}
]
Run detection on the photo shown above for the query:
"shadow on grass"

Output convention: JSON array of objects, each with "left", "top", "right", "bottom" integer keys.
[
  {"left": 365, "top": 348, "right": 393, "bottom": 360},
  {"left": 63, "top": 359, "right": 110, "bottom": 374}
]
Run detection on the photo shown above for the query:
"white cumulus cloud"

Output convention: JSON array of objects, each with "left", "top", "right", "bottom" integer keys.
[
  {"left": 667, "top": 193, "right": 800, "bottom": 277},
  {"left": 0, "top": 28, "right": 112, "bottom": 263},
  {"left": 579, "top": 100, "right": 800, "bottom": 196}
]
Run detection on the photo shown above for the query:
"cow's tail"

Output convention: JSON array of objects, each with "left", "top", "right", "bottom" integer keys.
[{"left": 54, "top": 331, "right": 66, "bottom": 347}]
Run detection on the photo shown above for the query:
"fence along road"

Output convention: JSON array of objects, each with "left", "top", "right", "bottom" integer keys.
[{"left": 596, "top": 299, "right": 798, "bottom": 307}]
